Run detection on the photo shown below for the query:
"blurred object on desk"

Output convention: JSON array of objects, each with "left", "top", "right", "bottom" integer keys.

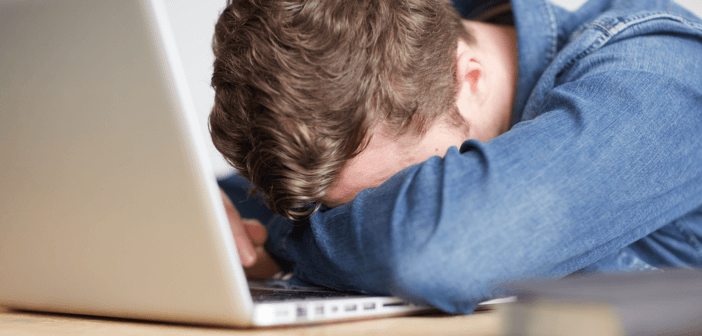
[{"left": 499, "top": 268, "right": 702, "bottom": 336}]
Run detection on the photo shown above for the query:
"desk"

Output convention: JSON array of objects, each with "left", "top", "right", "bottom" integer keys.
[{"left": 0, "top": 306, "right": 500, "bottom": 335}]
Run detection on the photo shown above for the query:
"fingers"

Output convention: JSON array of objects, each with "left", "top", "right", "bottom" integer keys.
[
  {"left": 244, "top": 246, "right": 282, "bottom": 279},
  {"left": 239, "top": 219, "right": 278, "bottom": 279},
  {"left": 232, "top": 220, "right": 258, "bottom": 267},
  {"left": 220, "top": 189, "right": 257, "bottom": 267},
  {"left": 219, "top": 189, "right": 280, "bottom": 279},
  {"left": 242, "top": 219, "right": 267, "bottom": 245}
]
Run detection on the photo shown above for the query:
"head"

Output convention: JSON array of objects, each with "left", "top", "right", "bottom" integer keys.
[{"left": 210, "top": 0, "right": 474, "bottom": 219}]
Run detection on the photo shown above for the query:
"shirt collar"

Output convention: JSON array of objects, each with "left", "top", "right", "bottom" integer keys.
[{"left": 509, "top": 0, "right": 558, "bottom": 125}]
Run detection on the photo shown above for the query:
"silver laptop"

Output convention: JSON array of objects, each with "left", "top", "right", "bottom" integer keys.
[
  {"left": 0, "top": 0, "right": 441, "bottom": 327},
  {"left": 0, "top": 0, "right": 513, "bottom": 327}
]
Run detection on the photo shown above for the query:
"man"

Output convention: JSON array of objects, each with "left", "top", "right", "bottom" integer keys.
[{"left": 212, "top": 0, "right": 702, "bottom": 313}]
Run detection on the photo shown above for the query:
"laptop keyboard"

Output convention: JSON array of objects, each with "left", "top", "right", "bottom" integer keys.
[
  {"left": 248, "top": 279, "right": 366, "bottom": 302},
  {"left": 250, "top": 288, "right": 364, "bottom": 301}
]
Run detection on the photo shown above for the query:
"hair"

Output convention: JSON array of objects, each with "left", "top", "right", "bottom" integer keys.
[{"left": 210, "top": 0, "right": 473, "bottom": 219}]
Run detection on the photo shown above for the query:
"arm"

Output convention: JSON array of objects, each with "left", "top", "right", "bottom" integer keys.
[{"left": 274, "top": 70, "right": 702, "bottom": 313}]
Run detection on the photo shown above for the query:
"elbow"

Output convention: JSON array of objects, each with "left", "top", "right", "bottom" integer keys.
[{"left": 386, "top": 251, "right": 485, "bottom": 314}]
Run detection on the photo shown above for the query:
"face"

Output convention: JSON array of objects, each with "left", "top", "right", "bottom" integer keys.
[{"left": 322, "top": 120, "right": 470, "bottom": 207}]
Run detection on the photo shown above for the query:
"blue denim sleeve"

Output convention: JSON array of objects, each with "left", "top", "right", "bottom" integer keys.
[{"left": 275, "top": 58, "right": 702, "bottom": 313}]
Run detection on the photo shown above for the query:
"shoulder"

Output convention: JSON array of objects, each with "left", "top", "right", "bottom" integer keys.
[
  {"left": 509, "top": 0, "right": 702, "bottom": 123},
  {"left": 522, "top": 0, "right": 702, "bottom": 120},
  {"left": 556, "top": 0, "right": 702, "bottom": 63},
  {"left": 554, "top": 2, "right": 702, "bottom": 87}
]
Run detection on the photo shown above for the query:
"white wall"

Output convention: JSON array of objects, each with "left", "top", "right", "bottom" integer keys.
[
  {"left": 163, "top": 0, "right": 701, "bottom": 178},
  {"left": 678, "top": 0, "right": 702, "bottom": 15}
]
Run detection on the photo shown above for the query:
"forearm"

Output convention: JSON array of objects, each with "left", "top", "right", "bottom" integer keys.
[{"left": 276, "top": 72, "right": 702, "bottom": 313}]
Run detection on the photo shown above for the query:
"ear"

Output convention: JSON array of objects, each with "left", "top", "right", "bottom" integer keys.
[{"left": 455, "top": 39, "right": 487, "bottom": 103}]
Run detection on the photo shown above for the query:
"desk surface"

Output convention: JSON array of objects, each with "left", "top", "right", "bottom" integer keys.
[{"left": 0, "top": 306, "right": 500, "bottom": 336}]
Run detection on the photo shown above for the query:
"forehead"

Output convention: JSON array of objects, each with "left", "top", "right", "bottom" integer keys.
[
  {"left": 323, "top": 130, "right": 415, "bottom": 207},
  {"left": 321, "top": 116, "right": 472, "bottom": 207}
]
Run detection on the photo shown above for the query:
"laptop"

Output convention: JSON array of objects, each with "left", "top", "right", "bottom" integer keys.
[{"left": 0, "top": 0, "right": 506, "bottom": 327}]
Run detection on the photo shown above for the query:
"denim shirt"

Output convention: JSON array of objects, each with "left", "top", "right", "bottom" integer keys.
[{"left": 219, "top": 0, "right": 702, "bottom": 314}]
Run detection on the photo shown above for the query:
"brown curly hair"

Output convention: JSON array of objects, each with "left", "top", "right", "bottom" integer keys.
[{"left": 210, "top": 0, "right": 472, "bottom": 219}]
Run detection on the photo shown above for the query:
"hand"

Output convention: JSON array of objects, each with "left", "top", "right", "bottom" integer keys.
[{"left": 220, "top": 189, "right": 281, "bottom": 279}]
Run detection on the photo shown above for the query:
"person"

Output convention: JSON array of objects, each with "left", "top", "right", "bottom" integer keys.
[{"left": 211, "top": 0, "right": 702, "bottom": 313}]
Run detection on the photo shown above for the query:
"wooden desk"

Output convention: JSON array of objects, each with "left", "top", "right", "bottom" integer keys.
[{"left": 0, "top": 306, "right": 500, "bottom": 335}]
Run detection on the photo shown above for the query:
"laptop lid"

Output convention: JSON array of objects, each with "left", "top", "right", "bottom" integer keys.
[{"left": 0, "top": 0, "right": 255, "bottom": 326}]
